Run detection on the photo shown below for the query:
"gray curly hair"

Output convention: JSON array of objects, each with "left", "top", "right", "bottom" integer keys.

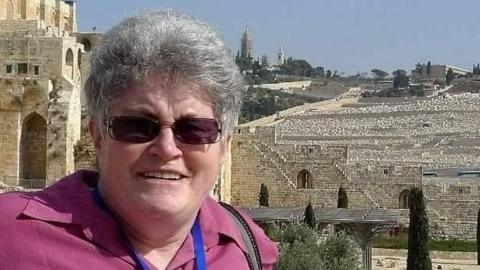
[{"left": 84, "top": 10, "right": 245, "bottom": 137}]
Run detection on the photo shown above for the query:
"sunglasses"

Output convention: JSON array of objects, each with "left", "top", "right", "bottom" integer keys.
[{"left": 104, "top": 116, "right": 222, "bottom": 145}]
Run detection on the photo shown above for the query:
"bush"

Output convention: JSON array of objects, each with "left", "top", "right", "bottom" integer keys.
[
  {"left": 318, "top": 232, "right": 362, "bottom": 270},
  {"left": 273, "top": 223, "right": 362, "bottom": 270}
]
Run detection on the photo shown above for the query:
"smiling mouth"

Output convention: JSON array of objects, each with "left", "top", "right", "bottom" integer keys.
[{"left": 140, "top": 171, "right": 184, "bottom": 181}]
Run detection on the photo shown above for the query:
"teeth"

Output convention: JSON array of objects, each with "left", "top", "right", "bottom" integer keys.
[{"left": 142, "top": 172, "right": 182, "bottom": 180}]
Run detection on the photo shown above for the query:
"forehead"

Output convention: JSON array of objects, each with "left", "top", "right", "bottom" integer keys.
[{"left": 107, "top": 75, "right": 215, "bottom": 113}]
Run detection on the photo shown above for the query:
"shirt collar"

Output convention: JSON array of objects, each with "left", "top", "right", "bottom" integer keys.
[
  {"left": 167, "top": 196, "right": 250, "bottom": 269},
  {"left": 20, "top": 170, "right": 135, "bottom": 266}
]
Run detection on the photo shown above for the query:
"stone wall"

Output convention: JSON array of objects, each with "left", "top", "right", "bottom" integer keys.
[
  {"left": 231, "top": 126, "right": 350, "bottom": 208},
  {"left": 228, "top": 94, "right": 480, "bottom": 239},
  {"left": 0, "top": 16, "right": 83, "bottom": 187},
  {"left": 0, "top": 0, "right": 77, "bottom": 32},
  {"left": 0, "top": 19, "right": 39, "bottom": 32}
]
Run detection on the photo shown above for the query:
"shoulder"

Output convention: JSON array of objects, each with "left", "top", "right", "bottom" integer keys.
[
  {"left": 0, "top": 191, "right": 32, "bottom": 254},
  {"left": 0, "top": 170, "right": 98, "bottom": 226},
  {"left": 0, "top": 191, "right": 30, "bottom": 220},
  {"left": 226, "top": 203, "right": 279, "bottom": 266},
  {"left": 202, "top": 198, "right": 279, "bottom": 266}
]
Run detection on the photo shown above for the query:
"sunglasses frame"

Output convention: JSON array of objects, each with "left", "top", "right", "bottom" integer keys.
[{"left": 104, "top": 115, "right": 222, "bottom": 145}]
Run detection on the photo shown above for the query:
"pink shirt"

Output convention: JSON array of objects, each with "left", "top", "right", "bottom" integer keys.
[{"left": 0, "top": 170, "right": 278, "bottom": 269}]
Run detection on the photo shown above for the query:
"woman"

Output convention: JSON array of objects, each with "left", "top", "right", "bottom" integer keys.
[{"left": 0, "top": 10, "right": 278, "bottom": 269}]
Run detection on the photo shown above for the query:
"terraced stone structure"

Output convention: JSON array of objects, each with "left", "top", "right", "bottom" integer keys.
[{"left": 229, "top": 94, "right": 480, "bottom": 240}]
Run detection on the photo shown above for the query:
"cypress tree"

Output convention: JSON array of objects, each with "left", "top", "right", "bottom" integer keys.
[
  {"left": 259, "top": 183, "right": 270, "bottom": 207},
  {"left": 477, "top": 207, "right": 480, "bottom": 265},
  {"left": 337, "top": 186, "right": 348, "bottom": 208},
  {"left": 446, "top": 68, "right": 455, "bottom": 84},
  {"left": 304, "top": 201, "right": 316, "bottom": 229},
  {"left": 407, "top": 187, "right": 432, "bottom": 270},
  {"left": 426, "top": 61, "right": 431, "bottom": 76}
]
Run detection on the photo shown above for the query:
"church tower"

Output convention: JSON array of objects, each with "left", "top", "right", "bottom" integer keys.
[
  {"left": 240, "top": 26, "right": 253, "bottom": 58},
  {"left": 277, "top": 47, "right": 285, "bottom": 65}
]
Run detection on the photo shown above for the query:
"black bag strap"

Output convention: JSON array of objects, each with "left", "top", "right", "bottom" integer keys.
[{"left": 220, "top": 202, "right": 262, "bottom": 270}]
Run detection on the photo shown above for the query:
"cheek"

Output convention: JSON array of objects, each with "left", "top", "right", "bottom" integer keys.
[
  {"left": 98, "top": 142, "right": 143, "bottom": 173},
  {"left": 188, "top": 149, "right": 223, "bottom": 179}
]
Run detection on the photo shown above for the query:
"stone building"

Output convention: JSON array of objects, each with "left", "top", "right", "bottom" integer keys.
[
  {"left": 226, "top": 95, "right": 480, "bottom": 239},
  {"left": 413, "top": 63, "right": 470, "bottom": 83},
  {"left": 0, "top": 0, "right": 98, "bottom": 187}
]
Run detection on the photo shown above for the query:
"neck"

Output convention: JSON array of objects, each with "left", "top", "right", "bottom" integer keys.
[{"left": 122, "top": 213, "right": 198, "bottom": 269}]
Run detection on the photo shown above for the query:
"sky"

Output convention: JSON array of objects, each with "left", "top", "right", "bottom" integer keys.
[{"left": 77, "top": 0, "right": 480, "bottom": 76}]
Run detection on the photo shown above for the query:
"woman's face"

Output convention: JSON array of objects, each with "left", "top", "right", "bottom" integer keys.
[{"left": 90, "top": 78, "right": 227, "bottom": 222}]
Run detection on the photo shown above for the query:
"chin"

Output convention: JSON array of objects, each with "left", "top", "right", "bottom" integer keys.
[{"left": 138, "top": 195, "right": 193, "bottom": 217}]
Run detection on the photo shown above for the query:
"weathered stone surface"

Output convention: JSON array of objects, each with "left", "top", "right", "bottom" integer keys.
[{"left": 227, "top": 94, "right": 480, "bottom": 240}]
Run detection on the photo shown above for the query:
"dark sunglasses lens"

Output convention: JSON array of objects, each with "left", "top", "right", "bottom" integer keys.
[
  {"left": 109, "top": 117, "right": 158, "bottom": 143},
  {"left": 174, "top": 118, "right": 220, "bottom": 144}
]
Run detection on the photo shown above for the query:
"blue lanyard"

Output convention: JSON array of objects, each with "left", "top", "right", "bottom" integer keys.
[{"left": 92, "top": 187, "right": 208, "bottom": 270}]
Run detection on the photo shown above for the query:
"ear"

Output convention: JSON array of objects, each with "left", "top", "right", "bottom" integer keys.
[{"left": 89, "top": 119, "right": 103, "bottom": 151}]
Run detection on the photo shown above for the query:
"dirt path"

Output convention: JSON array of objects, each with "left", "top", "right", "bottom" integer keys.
[{"left": 373, "top": 248, "right": 478, "bottom": 270}]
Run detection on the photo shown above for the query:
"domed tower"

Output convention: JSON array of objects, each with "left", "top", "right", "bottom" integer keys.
[{"left": 240, "top": 26, "right": 253, "bottom": 58}]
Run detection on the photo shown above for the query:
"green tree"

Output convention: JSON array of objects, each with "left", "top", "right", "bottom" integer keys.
[
  {"left": 414, "top": 63, "right": 424, "bottom": 75},
  {"left": 259, "top": 183, "right": 269, "bottom": 207},
  {"left": 474, "top": 64, "right": 480, "bottom": 75},
  {"left": 235, "top": 56, "right": 253, "bottom": 73},
  {"left": 279, "top": 58, "right": 314, "bottom": 77},
  {"left": 407, "top": 187, "right": 432, "bottom": 270},
  {"left": 446, "top": 68, "right": 455, "bottom": 85},
  {"left": 392, "top": 69, "right": 409, "bottom": 89},
  {"left": 325, "top": 69, "right": 332, "bottom": 78},
  {"left": 371, "top": 68, "right": 389, "bottom": 80},
  {"left": 314, "top": 66, "right": 325, "bottom": 77},
  {"left": 337, "top": 186, "right": 348, "bottom": 208},
  {"left": 477, "top": 207, "right": 480, "bottom": 265},
  {"left": 239, "top": 87, "right": 323, "bottom": 123},
  {"left": 304, "top": 201, "right": 316, "bottom": 229}
]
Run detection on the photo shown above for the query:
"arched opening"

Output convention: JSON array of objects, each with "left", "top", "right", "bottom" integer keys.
[
  {"left": 51, "top": 8, "right": 56, "bottom": 26},
  {"left": 297, "top": 169, "right": 313, "bottom": 189},
  {"left": 6, "top": 0, "right": 15, "bottom": 19},
  {"left": 399, "top": 190, "right": 410, "bottom": 209},
  {"left": 65, "top": 48, "right": 74, "bottom": 79},
  {"left": 20, "top": 113, "right": 47, "bottom": 187},
  {"left": 81, "top": 38, "right": 91, "bottom": 52}
]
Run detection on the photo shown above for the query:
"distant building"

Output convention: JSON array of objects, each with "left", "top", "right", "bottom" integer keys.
[
  {"left": 277, "top": 47, "right": 285, "bottom": 65},
  {"left": 240, "top": 26, "right": 253, "bottom": 58},
  {"left": 413, "top": 64, "right": 470, "bottom": 82}
]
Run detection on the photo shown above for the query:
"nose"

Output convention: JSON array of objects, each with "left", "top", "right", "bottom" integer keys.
[{"left": 147, "top": 127, "right": 183, "bottom": 160}]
